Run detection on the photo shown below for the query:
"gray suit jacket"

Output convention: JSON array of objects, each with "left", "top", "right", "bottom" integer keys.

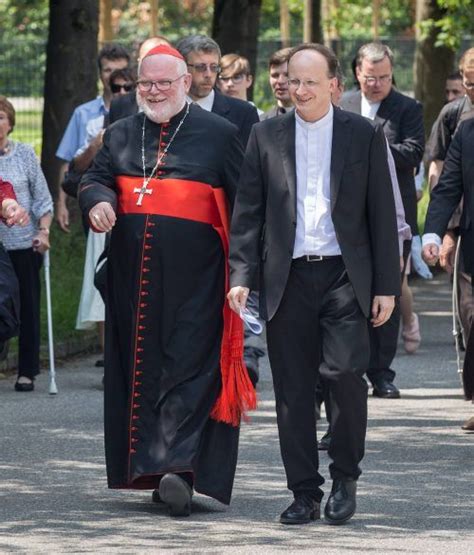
[{"left": 229, "top": 107, "right": 401, "bottom": 321}]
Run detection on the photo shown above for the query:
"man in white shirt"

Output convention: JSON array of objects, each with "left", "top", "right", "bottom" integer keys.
[{"left": 228, "top": 43, "right": 400, "bottom": 526}]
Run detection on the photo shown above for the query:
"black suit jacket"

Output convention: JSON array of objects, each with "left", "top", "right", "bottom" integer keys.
[
  {"left": 424, "top": 118, "right": 474, "bottom": 274},
  {"left": 229, "top": 107, "right": 401, "bottom": 321},
  {"left": 108, "top": 91, "right": 138, "bottom": 125},
  {"left": 340, "top": 88, "right": 425, "bottom": 234},
  {"left": 211, "top": 90, "right": 259, "bottom": 148}
]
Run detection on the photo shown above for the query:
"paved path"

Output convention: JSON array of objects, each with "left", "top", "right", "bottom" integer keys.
[{"left": 1, "top": 273, "right": 473, "bottom": 553}]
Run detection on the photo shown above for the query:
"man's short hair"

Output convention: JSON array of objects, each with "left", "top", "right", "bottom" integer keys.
[
  {"left": 98, "top": 43, "right": 130, "bottom": 71},
  {"left": 220, "top": 53, "right": 251, "bottom": 76},
  {"left": 176, "top": 35, "right": 221, "bottom": 61},
  {"left": 109, "top": 67, "right": 136, "bottom": 86},
  {"left": 288, "top": 43, "right": 339, "bottom": 78},
  {"left": 459, "top": 48, "right": 474, "bottom": 74},
  {"left": 447, "top": 71, "right": 462, "bottom": 81},
  {"left": 268, "top": 47, "right": 292, "bottom": 69},
  {"left": 0, "top": 96, "right": 15, "bottom": 132},
  {"left": 356, "top": 42, "right": 394, "bottom": 68}
]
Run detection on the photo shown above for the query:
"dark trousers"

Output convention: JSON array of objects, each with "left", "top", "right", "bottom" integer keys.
[
  {"left": 266, "top": 257, "right": 369, "bottom": 502},
  {"left": 8, "top": 248, "right": 42, "bottom": 379},
  {"left": 367, "top": 240, "right": 410, "bottom": 384},
  {"left": 243, "top": 290, "right": 266, "bottom": 377}
]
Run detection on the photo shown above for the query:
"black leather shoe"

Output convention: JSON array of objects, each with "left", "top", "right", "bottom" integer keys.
[
  {"left": 14, "top": 380, "right": 34, "bottom": 392},
  {"left": 158, "top": 473, "right": 193, "bottom": 516},
  {"left": 324, "top": 479, "right": 357, "bottom": 525},
  {"left": 280, "top": 497, "right": 321, "bottom": 524},
  {"left": 151, "top": 489, "right": 163, "bottom": 503},
  {"left": 372, "top": 379, "right": 400, "bottom": 399},
  {"left": 318, "top": 429, "right": 331, "bottom": 451}
]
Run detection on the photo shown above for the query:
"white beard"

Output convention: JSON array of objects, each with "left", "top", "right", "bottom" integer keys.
[{"left": 136, "top": 91, "right": 186, "bottom": 123}]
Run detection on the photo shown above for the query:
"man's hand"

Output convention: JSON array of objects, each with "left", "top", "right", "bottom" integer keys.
[
  {"left": 227, "top": 286, "right": 250, "bottom": 314},
  {"left": 371, "top": 295, "right": 395, "bottom": 327},
  {"left": 89, "top": 202, "right": 116, "bottom": 232},
  {"left": 422, "top": 243, "right": 439, "bottom": 266},
  {"left": 56, "top": 199, "right": 70, "bottom": 233},
  {"left": 2, "top": 200, "right": 29, "bottom": 227},
  {"left": 439, "top": 233, "right": 456, "bottom": 274}
]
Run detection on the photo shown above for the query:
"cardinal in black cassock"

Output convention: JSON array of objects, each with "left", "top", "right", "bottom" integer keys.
[{"left": 78, "top": 45, "right": 256, "bottom": 516}]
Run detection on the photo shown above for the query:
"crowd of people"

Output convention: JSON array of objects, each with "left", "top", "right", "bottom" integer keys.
[{"left": 0, "top": 34, "right": 472, "bottom": 524}]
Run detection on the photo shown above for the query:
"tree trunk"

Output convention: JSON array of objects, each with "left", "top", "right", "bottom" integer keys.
[
  {"left": 41, "top": 0, "right": 99, "bottom": 195},
  {"left": 280, "top": 0, "right": 290, "bottom": 48},
  {"left": 311, "top": 0, "right": 323, "bottom": 43},
  {"left": 212, "top": 0, "right": 262, "bottom": 99},
  {"left": 413, "top": 0, "right": 455, "bottom": 138},
  {"left": 99, "top": 0, "right": 113, "bottom": 43}
]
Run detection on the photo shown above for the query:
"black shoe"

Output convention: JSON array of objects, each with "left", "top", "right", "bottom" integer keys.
[
  {"left": 324, "top": 479, "right": 357, "bottom": 525},
  {"left": 318, "top": 429, "right": 331, "bottom": 451},
  {"left": 14, "top": 379, "right": 34, "bottom": 392},
  {"left": 372, "top": 379, "right": 400, "bottom": 399},
  {"left": 95, "top": 359, "right": 104, "bottom": 368},
  {"left": 151, "top": 489, "right": 163, "bottom": 503},
  {"left": 158, "top": 473, "right": 193, "bottom": 516},
  {"left": 280, "top": 497, "right": 321, "bottom": 524}
]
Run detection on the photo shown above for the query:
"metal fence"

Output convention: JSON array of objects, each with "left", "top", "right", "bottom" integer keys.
[{"left": 1, "top": 37, "right": 472, "bottom": 154}]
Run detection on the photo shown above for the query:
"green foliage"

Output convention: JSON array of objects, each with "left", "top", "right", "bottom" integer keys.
[
  {"left": 419, "top": 0, "right": 474, "bottom": 50},
  {"left": 325, "top": 0, "right": 414, "bottom": 39}
]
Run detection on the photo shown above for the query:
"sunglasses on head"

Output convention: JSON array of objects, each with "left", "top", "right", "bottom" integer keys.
[{"left": 111, "top": 82, "right": 134, "bottom": 93}]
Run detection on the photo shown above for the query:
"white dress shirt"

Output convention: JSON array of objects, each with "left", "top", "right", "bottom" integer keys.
[
  {"left": 361, "top": 94, "right": 381, "bottom": 120},
  {"left": 293, "top": 105, "right": 341, "bottom": 258},
  {"left": 186, "top": 89, "right": 215, "bottom": 112}
]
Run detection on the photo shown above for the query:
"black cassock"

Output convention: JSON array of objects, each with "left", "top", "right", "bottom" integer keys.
[{"left": 79, "top": 104, "right": 245, "bottom": 504}]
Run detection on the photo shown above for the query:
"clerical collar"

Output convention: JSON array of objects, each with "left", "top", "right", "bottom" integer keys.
[
  {"left": 295, "top": 103, "right": 333, "bottom": 130},
  {"left": 148, "top": 103, "right": 188, "bottom": 127},
  {"left": 186, "top": 89, "right": 215, "bottom": 112}
]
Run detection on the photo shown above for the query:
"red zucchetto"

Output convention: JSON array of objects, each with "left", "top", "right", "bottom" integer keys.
[{"left": 143, "top": 44, "right": 184, "bottom": 61}]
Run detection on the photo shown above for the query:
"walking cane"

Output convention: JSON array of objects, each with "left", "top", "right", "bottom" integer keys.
[{"left": 44, "top": 250, "right": 58, "bottom": 394}]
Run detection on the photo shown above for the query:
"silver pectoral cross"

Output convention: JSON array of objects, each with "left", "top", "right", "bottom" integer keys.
[{"left": 134, "top": 181, "right": 153, "bottom": 206}]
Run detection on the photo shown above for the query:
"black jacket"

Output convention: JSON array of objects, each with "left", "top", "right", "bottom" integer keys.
[
  {"left": 340, "top": 88, "right": 425, "bottom": 234},
  {"left": 424, "top": 118, "right": 474, "bottom": 274},
  {"left": 229, "top": 107, "right": 401, "bottom": 321}
]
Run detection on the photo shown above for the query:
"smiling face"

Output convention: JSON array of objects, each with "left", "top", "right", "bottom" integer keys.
[
  {"left": 136, "top": 54, "right": 191, "bottom": 123},
  {"left": 288, "top": 49, "right": 336, "bottom": 122}
]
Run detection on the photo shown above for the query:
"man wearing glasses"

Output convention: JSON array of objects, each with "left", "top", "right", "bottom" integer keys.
[
  {"left": 78, "top": 45, "right": 252, "bottom": 517},
  {"left": 341, "top": 42, "right": 425, "bottom": 401},
  {"left": 217, "top": 53, "right": 264, "bottom": 117},
  {"left": 176, "top": 35, "right": 259, "bottom": 148}
]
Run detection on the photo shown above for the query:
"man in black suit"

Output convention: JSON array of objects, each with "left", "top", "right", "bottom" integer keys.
[
  {"left": 228, "top": 44, "right": 400, "bottom": 525},
  {"left": 423, "top": 117, "right": 474, "bottom": 431},
  {"left": 176, "top": 35, "right": 259, "bottom": 148},
  {"left": 340, "top": 42, "right": 425, "bottom": 399}
]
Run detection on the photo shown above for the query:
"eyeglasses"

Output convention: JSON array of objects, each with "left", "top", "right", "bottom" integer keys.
[
  {"left": 362, "top": 75, "right": 392, "bottom": 85},
  {"left": 218, "top": 74, "right": 246, "bottom": 84},
  {"left": 137, "top": 74, "right": 186, "bottom": 92},
  {"left": 110, "top": 83, "right": 134, "bottom": 93},
  {"left": 187, "top": 63, "right": 221, "bottom": 73},
  {"left": 462, "top": 79, "right": 474, "bottom": 90},
  {"left": 287, "top": 78, "right": 319, "bottom": 89}
]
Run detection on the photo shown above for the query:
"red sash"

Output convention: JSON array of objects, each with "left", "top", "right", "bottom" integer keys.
[{"left": 116, "top": 176, "right": 257, "bottom": 426}]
